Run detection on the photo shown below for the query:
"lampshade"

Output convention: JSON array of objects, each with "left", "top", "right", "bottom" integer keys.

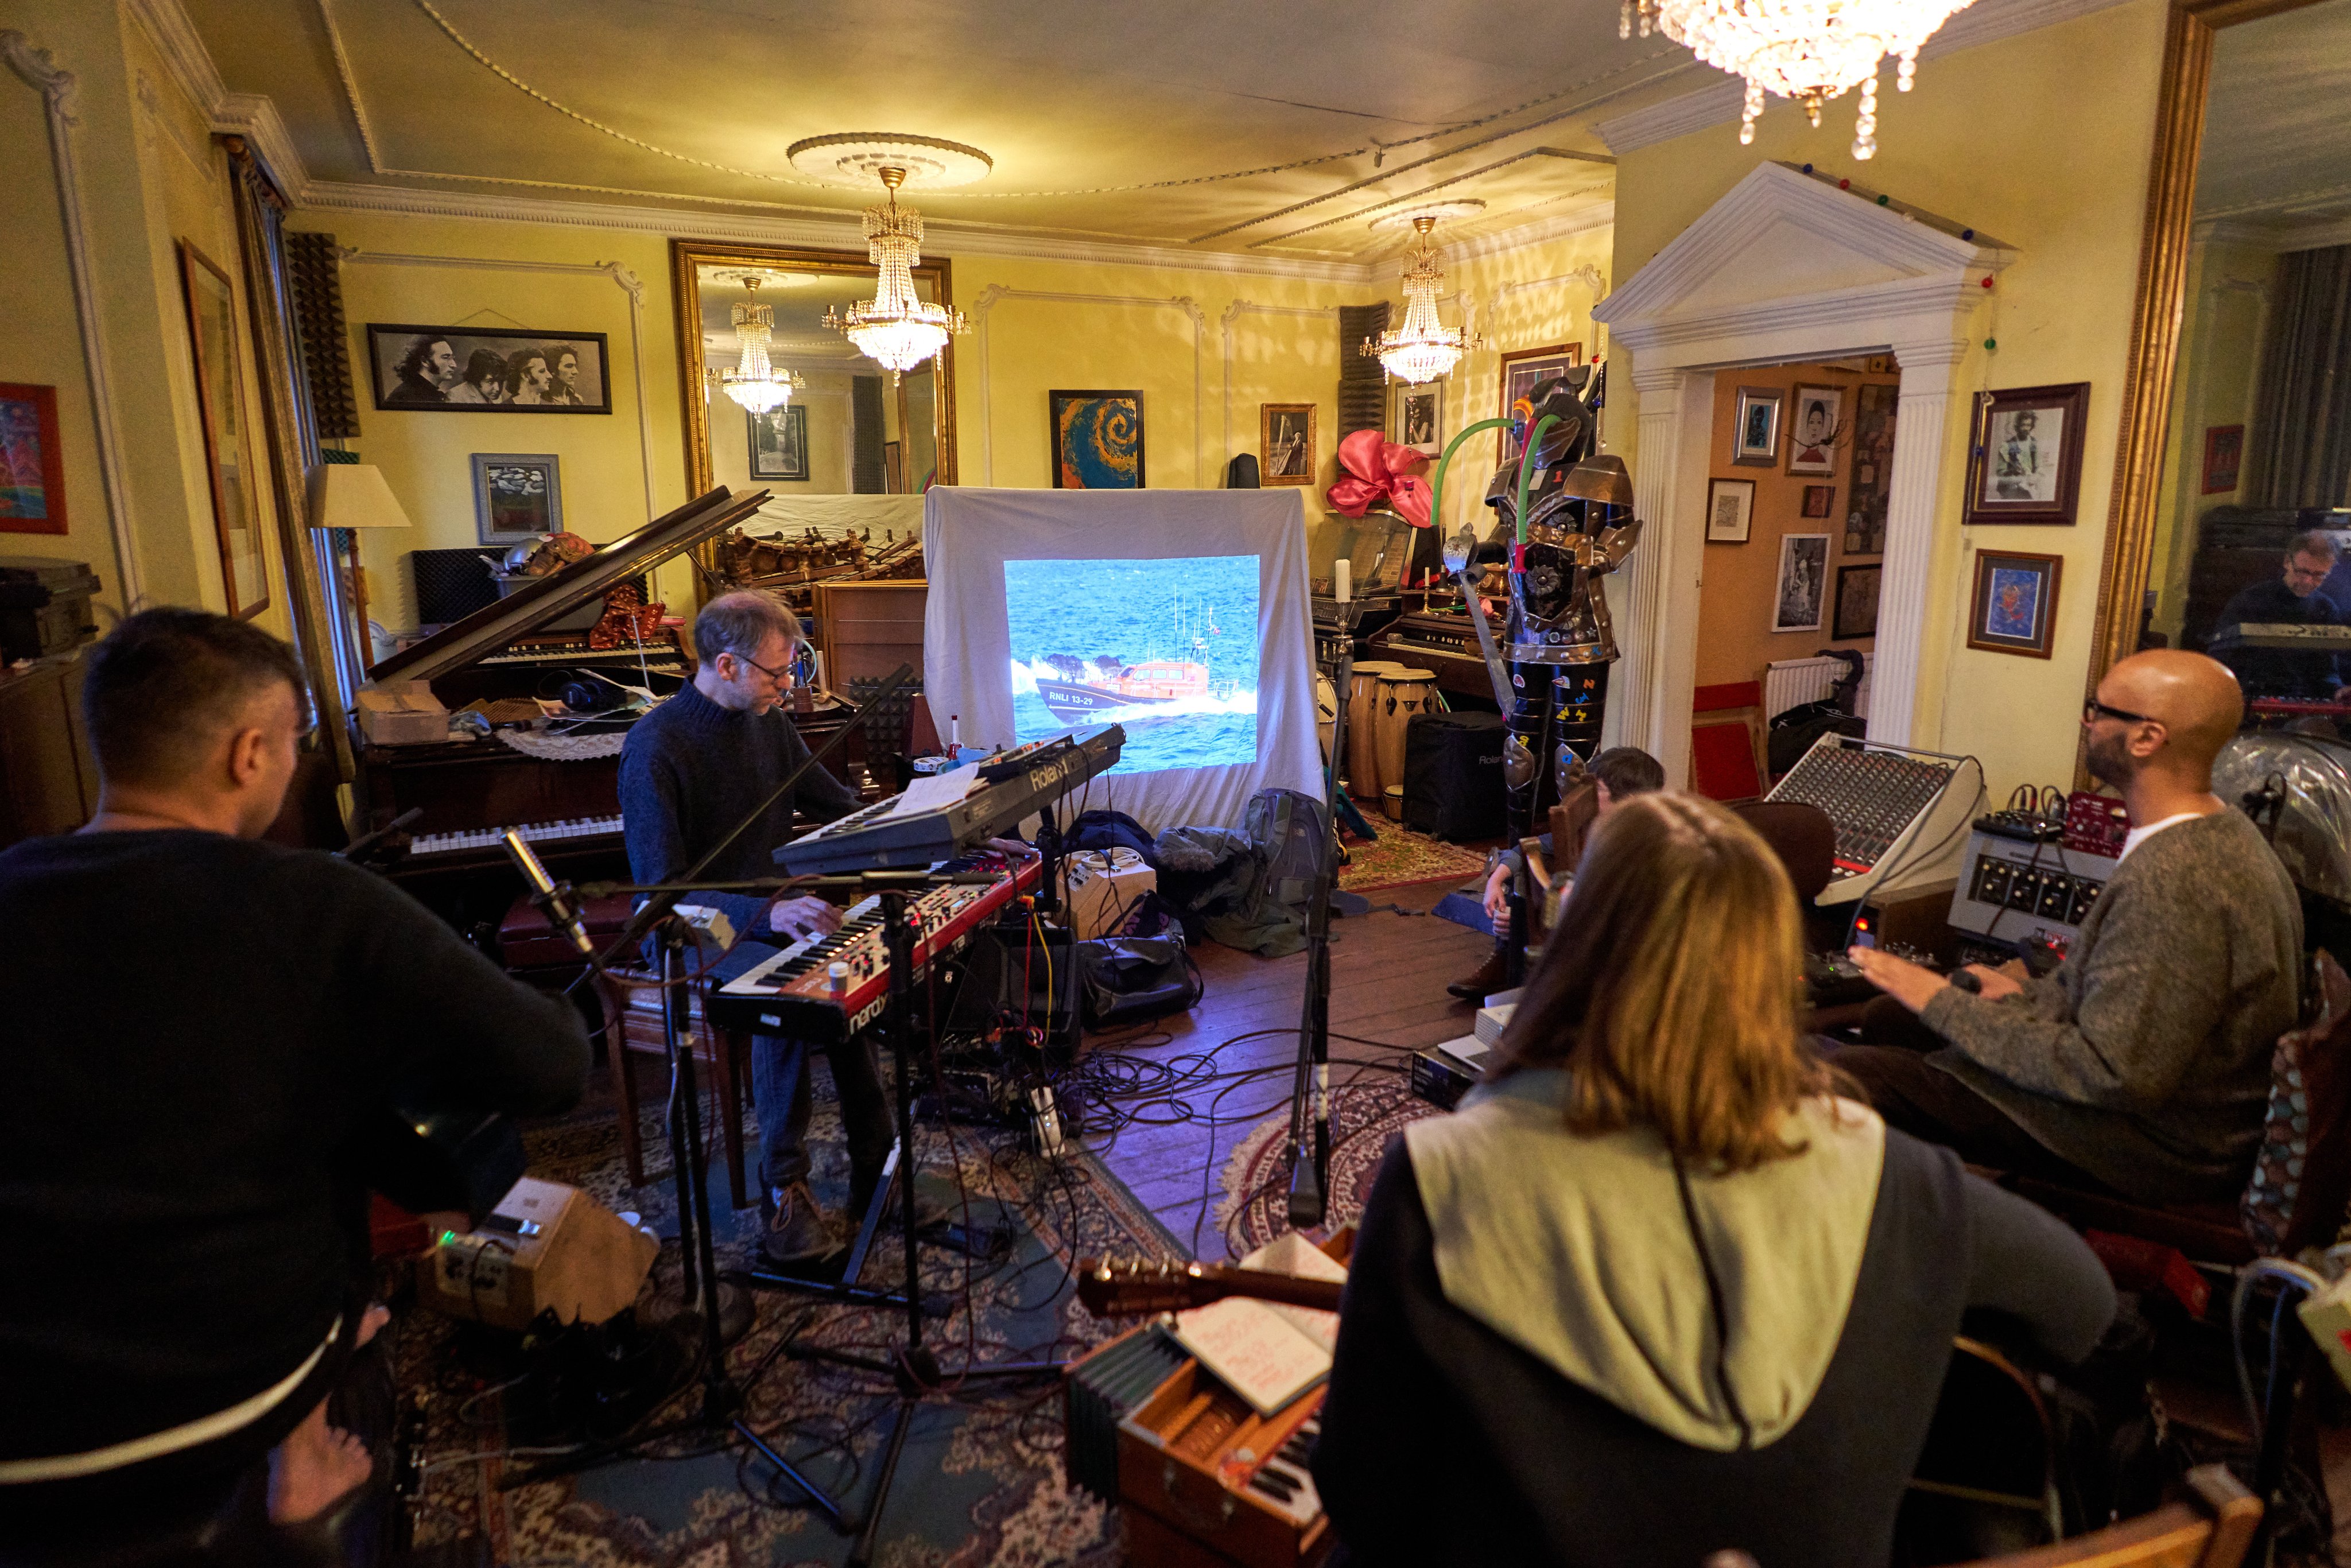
[{"left": 305, "top": 464, "right": 414, "bottom": 530}]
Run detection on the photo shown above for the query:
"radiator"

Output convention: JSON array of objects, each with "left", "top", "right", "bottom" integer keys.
[{"left": 1763, "top": 654, "right": 1872, "bottom": 721}]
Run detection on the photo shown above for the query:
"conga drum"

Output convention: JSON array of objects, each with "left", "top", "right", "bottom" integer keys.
[
  {"left": 1314, "top": 672, "right": 1340, "bottom": 764},
  {"left": 1375, "top": 669, "right": 1439, "bottom": 804},
  {"left": 1347, "top": 660, "right": 1403, "bottom": 797}
]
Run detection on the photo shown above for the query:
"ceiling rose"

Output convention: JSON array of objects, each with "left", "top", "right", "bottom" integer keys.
[
  {"left": 786, "top": 133, "right": 995, "bottom": 191},
  {"left": 1369, "top": 200, "right": 1487, "bottom": 233}
]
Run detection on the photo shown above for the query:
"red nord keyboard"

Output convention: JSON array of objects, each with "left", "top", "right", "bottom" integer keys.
[{"left": 703, "top": 850, "right": 1043, "bottom": 1042}]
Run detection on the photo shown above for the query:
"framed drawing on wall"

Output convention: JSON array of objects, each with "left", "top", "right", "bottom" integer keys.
[
  {"left": 1050, "top": 389, "right": 1144, "bottom": 488},
  {"left": 1802, "top": 484, "right": 1836, "bottom": 519},
  {"left": 364, "top": 324, "right": 612, "bottom": 413},
  {"left": 1260, "top": 403, "right": 1316, "bottom": 486},
  {"left": 749, "top": 404, "right": 809, "bottom": 481},
  {"left": 1706, "top": 478, "right": 1755, "bottom": 543},
  {"left": 472, "top": 453, "right": 562, "bottom": 545},
  {"left": 1844, "top": 382, "right": 1896, "bottom": 554},
  {"left": 1497, "top": 342, "right": 1582, "bottom": 464},
  {"left": 1391, "top": 382, "right": 1442, "bottom": 457},
  {"left": 2202, "top": 424, "right": 2244, "bottom": 495},
  {"left": 177, "top": 241, "right": 268, "bottom": 618},
  {"left": 1785, "top": 383, "right": 1844, "bottom": 476},
  {"left": 1833, "top": 564, "right": 1882, "bottom": 640},
  {"left": 1963, "top": 383, "right": 2089, "bottom": 526},
  {"left": 1732, "top": 386, "right": 1783, "bottom": 468},
  {"left": 1772, "top": 533, "right": 1830, "bottom": 633},
  {"left": 1968, "top": 549, "right": 2063, "bottom": 658},
  {"left": 0, "top": 383, "right": 67, "bottom": 535}
]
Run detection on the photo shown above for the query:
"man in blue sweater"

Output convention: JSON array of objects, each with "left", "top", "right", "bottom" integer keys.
[{"left": 620, "top": 591, "right": 944, "bottom": 1267}]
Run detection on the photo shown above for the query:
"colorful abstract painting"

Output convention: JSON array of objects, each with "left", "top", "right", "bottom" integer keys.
[
  {"left": 1050, "top": 390, "right": 1143, "bottom": 488},
  {"left": 0, "top": 383, "right": 66, "bottom": 535}
]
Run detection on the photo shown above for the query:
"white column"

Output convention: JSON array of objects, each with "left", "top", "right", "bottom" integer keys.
[
  {"left": 1610, "top": 364, "right": 1690, "bottom": 775},
  {"left": 1869, "top": 339, "right": 1968, "bottom": 748}
]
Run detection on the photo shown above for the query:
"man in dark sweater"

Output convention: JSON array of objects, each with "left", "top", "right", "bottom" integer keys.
[
  {"left": 0, "top": 611, "right": 588, "bottom": 1556},
  {"left": 620, "top": 591, "right": 933, "bottom": 1268},
  {"left": 2210, "top": 529, "right": 2350, "bottom": 700},
  {"left": 1844, "top": 650, "right": 2301, "bottom": 1203}
]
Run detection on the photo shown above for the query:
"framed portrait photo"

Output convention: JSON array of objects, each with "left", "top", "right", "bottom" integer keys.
[
  {"left": 1259, "top": 402, "right": 1317, "bottom": 486},
  {"left": 1772, "top": 533, "right": 1830, "bottom": 633},
  {"left": 1967, "top": 549, "right": 2063, "bottom": 658},
  {"left": 1802, "top": 484, "right": 1836, "bottom": 520},
  {"left": 1963, "top": 383, "right": 2089, "bottom": 526},
  {"left": 1833, "top": 563, "right": 1883, "bottom": 641},
  {"left": 749, "top": 403, "right": 809, "bottom": 482},
  {"left": 472, "top": 453, "right": 562, "bottom": 545},
  {"left": 1391, "top": 382, "right": 1443, "bottom": 458},
  {"left": 177, "top": 241, "right": 267, "bottom": 618},
  {"left": 1497, "top": 342, "right": 1583, "bottom": 465},
  {"left": 1050, "top": 390, "right": 1144, "bottom": 488},
  {"left": 365, "top": 324, "right": 612, "bottom": 414},
  {"left": 2202, "top": 424, "right": 2244, "bottom": 496},
  {"left": 1732, "top": 386, "right": 1783, "bottom": 468},
  {"left": 1785, "top": 383, "right": 1844, "bottom": 476},
  {"left": 0, "top": 383, "right": 67, "bottom": 535},
  {"left": 1706, "top": 478, "right": 1756, "bottom": 544}
]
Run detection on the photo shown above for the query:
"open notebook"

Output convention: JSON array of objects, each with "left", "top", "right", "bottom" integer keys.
[{"left": 1170, "top": 1232, "right": 1349, "bottom": 1416}]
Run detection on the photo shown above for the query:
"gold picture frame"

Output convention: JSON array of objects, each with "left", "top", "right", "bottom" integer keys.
[
  {"left": 1259, "top": 403, "right": 1317, "bottom": 486},
  {"left": 176, "top": 240, "right": 269, "bottom": 619}
]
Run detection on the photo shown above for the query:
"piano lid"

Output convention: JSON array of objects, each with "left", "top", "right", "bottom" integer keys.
[{"left": 367, "top": 486, "right": 770, "bottom": 686}]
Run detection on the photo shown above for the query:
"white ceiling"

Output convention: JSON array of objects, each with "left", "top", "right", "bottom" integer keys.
[
  {"left": 2196, "top": 0, "right": 2351, "bottom": 249},
  {"left": 177, "top": 0, "right": 1690, "bottom": 260}
]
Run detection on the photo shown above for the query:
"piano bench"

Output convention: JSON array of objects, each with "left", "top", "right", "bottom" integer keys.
[
  {"left": 499, "top": 891, "right": 637, "bottom": 972},
  {"left": 597, "top": 969, "right": 756, "bottom": 1210}
]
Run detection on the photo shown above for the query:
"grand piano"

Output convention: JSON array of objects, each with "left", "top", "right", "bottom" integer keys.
[{"left": 359, "top": 486, "right": 859, "bottom": 929}]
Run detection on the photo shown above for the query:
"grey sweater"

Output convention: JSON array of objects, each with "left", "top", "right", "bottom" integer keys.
[{"left": 1921, "top": 808, "right": 2300, "bottom": 1204}]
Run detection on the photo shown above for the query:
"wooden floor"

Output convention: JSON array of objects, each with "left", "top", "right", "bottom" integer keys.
[{"left": 1072, "top": 875, "right": 1493, "bottom": 1256}]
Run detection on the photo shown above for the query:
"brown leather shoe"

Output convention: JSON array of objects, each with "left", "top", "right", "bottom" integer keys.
[{"left": 1446, "top": 944, "right": 1508, "bottom": 1002}]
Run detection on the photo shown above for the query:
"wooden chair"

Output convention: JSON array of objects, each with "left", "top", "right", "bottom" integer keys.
[{"left": 598, "top": 967, "right": 757, "bottom": 1210}]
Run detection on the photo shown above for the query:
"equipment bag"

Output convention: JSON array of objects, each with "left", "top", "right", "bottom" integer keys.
[{"left": 1077, "top": 935, "right": 1204, "bottom": 1028}]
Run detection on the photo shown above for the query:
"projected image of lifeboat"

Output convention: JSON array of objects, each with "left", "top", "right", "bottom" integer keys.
[{"left": 1034, "top": 654, "right": 1211, "bottom": 721}]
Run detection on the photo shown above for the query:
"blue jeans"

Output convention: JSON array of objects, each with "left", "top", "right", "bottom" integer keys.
[{"left": 750, "top": 1032, "right": 894, "bottom": 1210}]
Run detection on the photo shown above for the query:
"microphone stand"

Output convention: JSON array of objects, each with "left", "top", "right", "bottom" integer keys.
[{"left": 1286, "top": 639, "right": 1353, "bottom": 1228}]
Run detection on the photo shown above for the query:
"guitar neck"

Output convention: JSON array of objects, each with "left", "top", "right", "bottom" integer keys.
[{"left": 1077, "top": 1257, "right": 1346, "bottom": 1317}]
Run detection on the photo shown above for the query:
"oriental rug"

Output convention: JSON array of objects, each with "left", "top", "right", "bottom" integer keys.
[
  {"left": 1335, "top": 825, "right": 1487, "bottom": 894},
  {"left": 1213, "top": 1077, "right": 1437, "bottom": 1260}
]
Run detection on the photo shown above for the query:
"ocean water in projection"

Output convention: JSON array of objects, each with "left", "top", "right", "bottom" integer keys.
[{"left": 1004, "top": 554, "right": 1259, "bottom": 774}]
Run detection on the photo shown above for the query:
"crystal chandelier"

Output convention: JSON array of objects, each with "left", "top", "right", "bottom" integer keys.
[
  {"left": 1361, "top": 216, "right": 1483, "bottom": 386},
  {"left": 824, "top": 167, "right": 966, "bottom": 383},
  {"left": 1619, "top": 0, "right": 1979, "bottom": 158},
  {"left": 718, "top": 274, "right": 801, "bottom": 414}
]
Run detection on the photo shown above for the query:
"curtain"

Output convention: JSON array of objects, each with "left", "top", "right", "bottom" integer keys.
[
  {"left": 2246, "top": 244, "right": 2351, "bottom": 510},
  {"left": 852, "top": 375, "right": 886, "bottom": 494}
]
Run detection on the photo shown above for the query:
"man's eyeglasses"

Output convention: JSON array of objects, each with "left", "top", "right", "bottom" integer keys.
[
  {"left": 2083, "top": 698, "right": 2156, "bottom": 727},
  {"left": 738, "top": 653, "right": 797, "bottom": 686}
]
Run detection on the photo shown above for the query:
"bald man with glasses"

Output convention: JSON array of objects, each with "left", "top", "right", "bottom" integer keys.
[{"left": 1838, "top": 651, "right": 2302, "bottom": 1204}]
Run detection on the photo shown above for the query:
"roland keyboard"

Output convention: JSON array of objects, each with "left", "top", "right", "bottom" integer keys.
[{"left": 705, "top": 849, "right": 1045, "bottom": 1041}]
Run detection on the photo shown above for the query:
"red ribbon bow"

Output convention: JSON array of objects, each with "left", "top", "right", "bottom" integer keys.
[{"left": 1325, "top": 429, "right": 1433, "bottom": 529}]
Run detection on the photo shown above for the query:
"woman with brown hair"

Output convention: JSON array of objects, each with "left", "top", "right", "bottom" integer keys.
[{"left": 1313, "top": 794, "right": 2112, "bottom": 1567}]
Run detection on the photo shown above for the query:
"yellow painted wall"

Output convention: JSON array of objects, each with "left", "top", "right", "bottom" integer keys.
[{"left": 1608, "top": 0, "right": 2172, "bottom": 797}]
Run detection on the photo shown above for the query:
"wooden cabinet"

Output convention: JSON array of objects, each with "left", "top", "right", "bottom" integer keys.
[
  {"left": 0, "top": 651, "right": 97, "bottom": 849},
  {"left": 814, "top": 580, "right": 926, "bottom": 688}
]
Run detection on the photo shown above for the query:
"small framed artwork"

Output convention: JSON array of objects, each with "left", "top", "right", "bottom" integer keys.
[
  {"left": 177, "top": 241, "right": 268, "bottom": 619},
  {"left": 749, "top": 404, "right": 809, "bottom": 482},
  {"left": 365, "top": 324, "right": 612, "bottom": 413},
  {"left": 1964, "top": 383, "right": 2089, "bottom": 526},
  {"left": 472, "top": 454, "right": 562, "bottom": 545},
  {"left": 1050, "top": 389, "right": 1144, "bottom": 488},
  {"left": 1497, "top": 341, "right": 1583, "bottom": 464},
  {"left": 1967, "top": 549, "right": 2063, "bottom": 659},
  {"left": 0, "top": 383, "right": 67, "bottom": 535},
  {"left": 1833, "top": 563, "right": 1883, "bottom": 640},
  {"left": 2202, "top": 424, "right": 2244, "bottom": 495},
  {"left": 1802, "top": 484, "right": 1836, "bottom": 519},
  {"left": 1260, "top": 402, "right": 1317, "bottom": 486},
  {"left": 1772, "top": 533, "right": 1830, "bottom": 633},
  {"left": 1732, "top": 386, "right": 1783, "bottom": 467},
  {"left": 1706, "top": 478, "right": 1756, "bottom": 544},
  {"left": 1845, "top": 382, "right": 1897, "bottom": 554},
  {"left": 1391, "top": 382, "right": 1442, "bottom": 457},
  {"left": 1786, "top": 383, "right": 1844, "bottom": 476}
]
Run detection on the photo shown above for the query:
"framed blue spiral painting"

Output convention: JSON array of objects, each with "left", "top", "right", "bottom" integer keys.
[{"left": 1049, "top": 389, "right": 1144, "bottom": 489}]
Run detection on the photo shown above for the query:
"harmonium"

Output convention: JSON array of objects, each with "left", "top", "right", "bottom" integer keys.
[{"left": 357, "top": 486, "right": 859, "bottom": 929}]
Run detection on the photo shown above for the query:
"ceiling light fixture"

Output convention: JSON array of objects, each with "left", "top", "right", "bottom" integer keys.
[
  {"left": 1363, "top": 215, "right": 1483, "bottom": 386},
  {"left": 823, "top": 166, "right": 967, "bottom": 383},
  {"left": 717, "top": 273, "right": 801, "bottom": 414},
  {"left": 1619, "top": 0, "right": 1978, "bottom": 158}
]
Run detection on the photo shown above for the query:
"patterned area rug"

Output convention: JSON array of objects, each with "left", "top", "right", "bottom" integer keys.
[
  {"left": 1336, "top": 824, "right": 1488, "bottom": 894},
  {"left": 389, "top": 1069, "right": 1175, "bottom": 1567},
  {"left": 1215, "top": 1078, "right": 1438, "bottom": 1259}
]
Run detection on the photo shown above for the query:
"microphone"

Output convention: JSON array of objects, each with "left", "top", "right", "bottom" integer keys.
[{"left": 503, "top": 830, "right": 593, "bottom": 957}]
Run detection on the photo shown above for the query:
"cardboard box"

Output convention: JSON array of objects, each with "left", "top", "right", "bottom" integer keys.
[
  {"left": 356, "top": 680, "right": 449, "bottom": 746},
  {"left": 416, "top": 1177, "right": 657, "bottom": 1330},
  {"left": 1061, "top": 847, "right": 1157, "bottom": 941}
]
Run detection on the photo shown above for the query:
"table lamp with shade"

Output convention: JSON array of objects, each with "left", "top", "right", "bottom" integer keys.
[{"left": 305, "top": 462, "right": 411, "bottom": 670}]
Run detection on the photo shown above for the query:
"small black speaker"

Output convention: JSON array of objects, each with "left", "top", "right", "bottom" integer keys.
[
  {"left": 1226, "top": 453, "right": 1260, "bottom": 489},
  {"left": 1403, "top": 710, "right": 1508, "bottom": 843}
]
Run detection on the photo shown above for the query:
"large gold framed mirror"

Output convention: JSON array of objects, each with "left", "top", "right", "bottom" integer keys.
[
  {"left": 671, "top": 239, "right": 957, "bottom": 502},
  {"left": 2089, "top": 0, "right": 2351, "bottom": 733}
]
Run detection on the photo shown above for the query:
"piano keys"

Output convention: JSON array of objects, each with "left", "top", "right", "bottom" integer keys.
[
  {"left": 407, "top": 813, "right": 625, "bottom": 860},
  {"left": 1364, "top": 609, "right": 1496, "bottom": 703}
]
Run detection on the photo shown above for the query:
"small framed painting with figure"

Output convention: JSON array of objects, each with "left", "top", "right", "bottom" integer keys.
[
  {"left": 1496, "top": 342, "right": 1581, "bottom": 464},
  {"left": 1963, "top": 383, "right": 2089, "bottom": 526},
  {"left": 1967, "top": 549, "right": 2063, "bottom": 659},
  {"left": 1802, "top": 484, "right": 1835, "bottom": 519},
  {"left": 1706, "top": 478, "right": 1755, "bottom": 544},
  {"left": 0, "top": 383, "right": 66, "bottom": 535},
  {"left": 1391, "top": 383, "right": 1442, "bottom": 458},
  {"left": 1784, "top": 384, "right": 1843, "bottom": 476},
  {"left": 1259, "top": 402, "right": 1316, "bottom": 486},
  {"left": 1833, "top": 563, "right": 1881, "bottom": 640},
  {"left": 1773, "top": 533, "right": 1830, "bottom": 633},
  {"left": 1732, "top": 386, "right": 1782, "bottom": 468}
]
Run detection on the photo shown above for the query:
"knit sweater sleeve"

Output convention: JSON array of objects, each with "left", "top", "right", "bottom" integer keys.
[{"left": 618, "top": 727, "right": 769, "bottom": 938}]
